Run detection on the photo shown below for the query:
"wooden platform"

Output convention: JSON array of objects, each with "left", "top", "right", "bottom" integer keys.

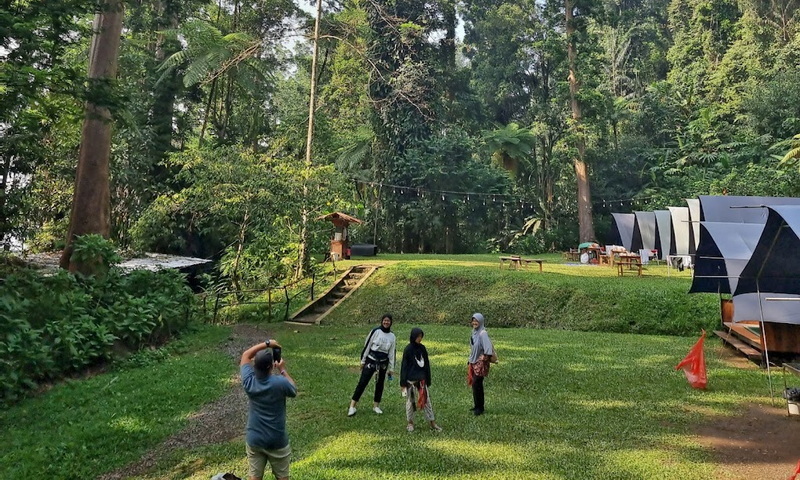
[{"left": 714, "top": 329, "right": 763, "bottom": 361}]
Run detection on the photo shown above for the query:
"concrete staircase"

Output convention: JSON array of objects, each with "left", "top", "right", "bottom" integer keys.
[{"left": 287, "top": 265, "right": 379, "bottom": 325}]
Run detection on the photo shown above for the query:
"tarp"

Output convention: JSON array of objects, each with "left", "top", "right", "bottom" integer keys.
[
  {"left": 654, "top": 210, "right": 673, "bottom": 260},
  {"left": 733, "top": 205, "right": 800, "bottom": 324},
  {"left": 698, "top": 195, "right": 800, "bottom": 222},
  {"left": 686, "top": 198, "right": 700, "bottom": 254},
  {"left": 668, "top": 206, "right": 691, "bottom": 255},
  {"left": 689, "top": 222, "right": 763, "bottom": 294},
  {"left": 634, "top": 211, "right": 657, "bottom": 251},
  {"left": 611, "top": 213, "right": 636, "bottom": 252}
]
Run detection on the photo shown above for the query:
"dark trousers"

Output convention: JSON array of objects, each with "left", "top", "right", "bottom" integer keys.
[
  {"left": 351, "top": 364, "right": 387, "bottom": 403},
  {"left": 472, "top": 375, "right": 485, "bottom": 410}
]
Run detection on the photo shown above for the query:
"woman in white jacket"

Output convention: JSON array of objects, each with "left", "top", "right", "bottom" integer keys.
[{"left": 348, "top": 314, "right": 396, "bottom": 416}]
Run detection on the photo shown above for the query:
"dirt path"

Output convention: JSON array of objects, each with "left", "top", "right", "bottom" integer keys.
[
  {"left": 694, "top": 347, "right": 800, "bottom": 480},
  {"left": 98, "top": 324, "right": 270, "bottom": 480},
  {"left": 101, "top": 328, "right": 800, "bottom": 480}
]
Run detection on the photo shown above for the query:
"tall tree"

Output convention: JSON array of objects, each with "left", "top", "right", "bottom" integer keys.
[
  {"left": 60, "top": 0, "right": 124, "bottom": 272},
  {"left": 565, "top": 0, "right": 596, "bottom": 242}
]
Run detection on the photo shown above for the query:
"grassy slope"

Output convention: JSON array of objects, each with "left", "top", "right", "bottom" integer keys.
[{"left": 323, "top": 254, "right": 718, "bottom": 336}]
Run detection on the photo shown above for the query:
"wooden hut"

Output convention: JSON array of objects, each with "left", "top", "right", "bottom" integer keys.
[{"left": 317, "top": 212, "right": 363, "bottom": 260}]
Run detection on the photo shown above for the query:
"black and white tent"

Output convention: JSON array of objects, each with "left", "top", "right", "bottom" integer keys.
[{"left": 732, "top": 205, "right": 800, "bottom": 325}]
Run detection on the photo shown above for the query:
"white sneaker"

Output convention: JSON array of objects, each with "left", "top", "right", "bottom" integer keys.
[
  {"left": 372, "top": 406, "right": 383, "bottom": 414},
  {"left": 347, "top": 406, "right": 357, "bottom": 417}
]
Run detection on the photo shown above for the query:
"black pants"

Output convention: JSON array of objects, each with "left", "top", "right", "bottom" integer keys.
[
  {"left": 472, "top": 375, "right": 485, "bottom": 410},
  {"left": 351, "top": 363, "right": 387, "bottom": 403}
]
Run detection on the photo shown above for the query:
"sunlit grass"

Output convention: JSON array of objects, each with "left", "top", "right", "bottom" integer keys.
[
  {"left": 1, "top": 256, "right": 762, "bottom": 479},
  {"left": 0, "top": 322, "right": 769, "bottom": 479}
]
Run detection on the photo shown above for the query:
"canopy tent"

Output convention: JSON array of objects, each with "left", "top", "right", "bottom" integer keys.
[
  {"left": 733, "top": 205, "right": 800, "bottom": 325},
  {"left": 611, "top": 213, "right": 636, "bottom": 251},
  {"left": 634, "top": 211, "right": 657, "bottom": 251},
  {"left": 686, "top": 198, "right": 700, "bottom": 254},
  {"left": 689, "top": 222, "right": 763, "bottom": 294},
  {"left": 698, "top": 195, "right": 800, "bottom": 222},
  {"left": 654, "top": 210, "right": 673, "bottom": 260},
  {"left": 668, "top": 206, "right": 691, "bottom": 255}
]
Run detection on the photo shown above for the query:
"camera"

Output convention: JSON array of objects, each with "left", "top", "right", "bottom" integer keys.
[{"left": 272, "top": 347, "right": 282, "bottom": 363}]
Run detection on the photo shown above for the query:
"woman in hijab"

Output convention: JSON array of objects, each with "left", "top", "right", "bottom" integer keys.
[
  {"left": 348, "top": 314, "right": 396, "bottom": 416},
  {"left": 468, "top": 313, "right": 495, "bottom": 416},
  {"left": 400, "top": 327, "right": 442, "bottom": 432}
]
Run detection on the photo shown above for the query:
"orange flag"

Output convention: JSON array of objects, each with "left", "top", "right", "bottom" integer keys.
[
  {"left": 675, "top": 330, "right": 707, "bottom": 389},
  {"left": 788, "top": 459, "right": 800, "bottom": 480}
]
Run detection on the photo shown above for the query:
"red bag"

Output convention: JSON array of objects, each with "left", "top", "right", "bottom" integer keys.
[
  {"left": 417, "top": 380, "right": 428, "bottom": 409},
  {"left": 675, "top": 330, "right": 707, "bottom": 389}
]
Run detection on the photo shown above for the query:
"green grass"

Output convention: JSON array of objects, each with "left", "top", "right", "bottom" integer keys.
[
  {"left": 0, "top": 325, "right": 233, "bottom": 478},
  {"left": 2, "top": 256, "right": 752, "bottom": 479},
  {"left": 1, "top": 322, "right": 772, "bottom": 479},
  {"left": 322, "top": 254, "right": 714, "bottom": 336}
]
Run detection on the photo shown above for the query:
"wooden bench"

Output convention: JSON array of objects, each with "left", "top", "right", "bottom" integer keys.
[
  {"left": 500, "top": 256, "right": 544, "bottom": 272},
  {"left": 616, "top": 257, "right": 642, "bottom": 276}
]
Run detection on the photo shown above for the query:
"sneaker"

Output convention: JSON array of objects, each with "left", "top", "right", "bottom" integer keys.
[
  {"left": 406, "top": 424, "right": 414, "bottom": 432},
  {"left": 347, "top": 407, "right": 357, "bottom": 417},
  {"left": 431, "top": 424, "right": 443, "bottom": 432},
  {"left": 372, "top": 406, "right": 383, "bottom": 414},
  {"left": 473, "top": 408, "right": 484, "bottom": 416}
]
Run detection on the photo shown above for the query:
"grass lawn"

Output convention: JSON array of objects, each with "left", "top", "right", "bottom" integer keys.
[{"left": 1, "top": 322, "right": 772, "bottom": 479}]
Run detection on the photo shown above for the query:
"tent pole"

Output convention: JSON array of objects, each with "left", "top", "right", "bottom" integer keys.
[
  {"left": 753, "top": 210, "right": 784, "bottom": 405},
  {"left": 756, "top": 279, "right": 776, "bottom": 404}
]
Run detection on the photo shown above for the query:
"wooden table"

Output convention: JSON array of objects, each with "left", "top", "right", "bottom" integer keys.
[
  {"left": 616, "top": 253, "right": 642, "bottom": 276},
  {"left": 499, "top": 256, "right": 544, "bottom": 272}
]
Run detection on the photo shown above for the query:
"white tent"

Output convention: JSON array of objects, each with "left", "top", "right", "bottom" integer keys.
[
  {"left": 686, "top": 198, "right": 701, "bottom": 254},
  {"left": 668, "top": 206, "right": 691, "bottom": 255},
  {"left": 634, "top": 211, "right": 657, "bottom": 251},
  {"left": 733, "top": 205, "right": 800, "bottom": 325},
  {"left": 611, "top": 213, "right": 636, "bottom": 252},
  {"left": 654, "top": 210, "right": 672, "bottom": 260},
  {"left": 690, "top": 222, "right": 763, "bottom": 294},
  {"left": 698, "top": 195, "right": 800, "bottom": 222}
]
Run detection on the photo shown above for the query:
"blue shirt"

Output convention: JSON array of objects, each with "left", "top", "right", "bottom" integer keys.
[{"left": 241, "top": 364, "right": 297, "bottom": 449}]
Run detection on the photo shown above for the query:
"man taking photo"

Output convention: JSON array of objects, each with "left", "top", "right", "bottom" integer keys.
[{"left": 240, "top": 339, "right": 297, "bottom": 480}]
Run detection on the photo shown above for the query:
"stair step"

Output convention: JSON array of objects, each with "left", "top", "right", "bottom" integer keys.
[{"left": 714, "top": 330, "right": 762, "bottom": 360}]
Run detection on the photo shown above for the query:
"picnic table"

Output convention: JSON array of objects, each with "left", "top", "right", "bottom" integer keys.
[
  {"left": 616, "top": 253, "right": 642, "bottom": 277},
  {"left": 499, "top": 256, "right": 544, "bottom": 272}
]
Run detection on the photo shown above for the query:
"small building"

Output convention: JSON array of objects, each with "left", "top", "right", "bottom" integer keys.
[{"left": 317, "top": 212, "right": 363, "bottom": 260}]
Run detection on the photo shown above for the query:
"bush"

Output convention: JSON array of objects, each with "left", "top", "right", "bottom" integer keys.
[{"left": 0, "top": 267, "right": 198, "bottom": 405}]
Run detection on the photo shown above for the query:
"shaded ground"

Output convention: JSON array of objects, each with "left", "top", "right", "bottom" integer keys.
[
  {"left": 695, "top": 346, "right": 800, "bottom": 480},
  {"left": 101, "top": 327, "right": 800, "bottom": 480}
]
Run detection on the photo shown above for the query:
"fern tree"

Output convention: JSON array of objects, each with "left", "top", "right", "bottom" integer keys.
[{"left": 159, "top": 18, "right": 275, "bottom": 145}]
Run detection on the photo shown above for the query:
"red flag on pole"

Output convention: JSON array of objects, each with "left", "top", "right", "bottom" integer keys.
[
  {"left": 787, "top": 459, "right": 800, "bottom": 480},
  {"left": 675, "top": 330, "right": 707, "bottom": 389}
]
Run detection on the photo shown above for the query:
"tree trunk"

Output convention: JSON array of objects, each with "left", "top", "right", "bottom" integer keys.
[
  {"left": 60, "top": 0, "right": 124, "bottom": 273},
  {"left": 296, "top": 0, "right": 323, "bottom": 279},
  {"left": 565, "top": 0, "right": 596, "bottom": 243}
]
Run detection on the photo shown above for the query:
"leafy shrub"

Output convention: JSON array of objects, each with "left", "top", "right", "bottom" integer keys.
[{"left": 0, "top": 267, "right": 198, "bottom": 405}]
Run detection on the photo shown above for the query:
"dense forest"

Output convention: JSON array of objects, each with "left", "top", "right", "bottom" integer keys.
[{"left": 2, "top": 0, "right": 800, "bottom": 286}]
